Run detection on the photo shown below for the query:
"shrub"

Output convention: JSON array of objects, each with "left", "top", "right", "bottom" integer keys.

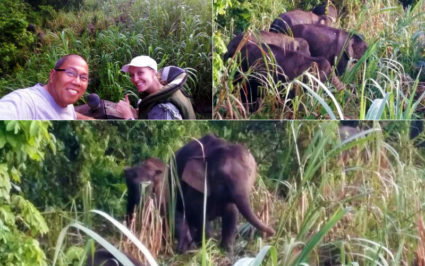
[{"left": 0, "top": 0, "right": 35, "bottom": 75}]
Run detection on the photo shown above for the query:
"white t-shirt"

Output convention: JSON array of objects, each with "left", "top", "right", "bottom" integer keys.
[{"left": 0, "top": 83, "right": 76, "bottom": 120}]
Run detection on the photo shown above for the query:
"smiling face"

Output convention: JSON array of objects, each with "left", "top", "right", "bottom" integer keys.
[
  {"left": 128, "top": 66, "right": 161, "bottom": 94},
  {"left": 46, "top": 55, "right": 89, "bottom": 107}
]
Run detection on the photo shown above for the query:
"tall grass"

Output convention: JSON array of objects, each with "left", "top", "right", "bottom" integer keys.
[
  {"left": 214, "top": 0, "right": 425, "bottom": 119},
  {"left": 122, "top": 121, "right": 425, "bottom": 265}
]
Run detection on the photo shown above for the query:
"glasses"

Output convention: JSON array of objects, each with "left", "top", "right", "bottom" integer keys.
[{"left": 55, "top": 68, "right": 90, "bottom": 83}]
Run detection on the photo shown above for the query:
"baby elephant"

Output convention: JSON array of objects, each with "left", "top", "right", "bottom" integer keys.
[
  {"left": 270, "top": 8, "right": 335, "bottom": 34},
  {"left": 224, "top": 30, "right": 310, "bottom": 61},
  {"left": 125, "top": 157, "right": 168, "bottom": 219}
]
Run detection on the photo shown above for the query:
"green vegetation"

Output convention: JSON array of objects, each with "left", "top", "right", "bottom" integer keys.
[
  {"left": 213, "top": 0, "right": 425, "bottom": 119},
  {"left": 0, "top": 121, "right": 54, "bottom": 265},
  {"left": 0, "top": 0, "right": 212, "bottom": 118},
  {"left": 2, "top": 120, "right": 425, "bottom": 265}
]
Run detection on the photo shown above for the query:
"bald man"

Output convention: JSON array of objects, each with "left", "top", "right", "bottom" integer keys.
[{"left": 0, "top": 54, "right": 90, "bottom": 120}]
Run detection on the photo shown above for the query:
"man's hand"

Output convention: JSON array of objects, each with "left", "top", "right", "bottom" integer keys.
[{"left": 116, "top": 95, "right": 136, "bottom": 120}]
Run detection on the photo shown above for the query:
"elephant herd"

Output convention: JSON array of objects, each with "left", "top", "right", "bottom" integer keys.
[
  {"left": 124, "top": 134, "right": 275, "bottom": 253},
  {"left": 224, "top": 3, "right": 369, "bottom": 112},
  {"left": 88, "top": 134, "right": 275, "bottom": 265}
]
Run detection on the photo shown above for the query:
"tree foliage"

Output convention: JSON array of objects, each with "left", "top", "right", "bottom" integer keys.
[
  {"left": 0, "top": 0, "right": 35, "bottom": 75},
  {"left": 24, "top": 0, "right": 84, "bottom": 11},
  {"left": 0, "top": 121, "right": 54, "bottom": 265}
]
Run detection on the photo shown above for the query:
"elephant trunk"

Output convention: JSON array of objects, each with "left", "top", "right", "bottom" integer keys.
[
  {"left": 125, "top": 177, "right": 141, "bottom": 219},
  {"left": 234, "top": 193, "right": 275, "bottom": 235},
  {"left": 331, "top": 75, "right": 345, "bottom": 91}
]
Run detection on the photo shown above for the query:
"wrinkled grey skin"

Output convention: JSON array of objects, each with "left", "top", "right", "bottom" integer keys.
[
  {"left": 282, "top": 24, "right": 368, "bottom": 75},
  {"left": 227, "top": 37, "right": 343, "bottom": 111},
  {"left": 174, "top": 134, "right": 275, "bottom": 253},
  {"left": 224, "top": 30, "right": 310, "bottom": 61},
  {"left": 270, "top": 9, "right": 335, "bottom": 34}
]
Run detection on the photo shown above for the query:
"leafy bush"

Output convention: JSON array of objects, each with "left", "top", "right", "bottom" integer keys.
[
  {"left": 0, "top": 0, "right": 35, "bottom": 75},
  {"left": 24, "top": 0, "right": 84, "bottom": 11},
  {"left": 0, "top": 121, "right": 54, "bottom": 265}
]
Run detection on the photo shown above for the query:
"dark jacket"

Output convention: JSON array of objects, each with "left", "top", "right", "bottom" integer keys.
[{"left": 138, "top": 66, "right": 196, "bottom": 119}]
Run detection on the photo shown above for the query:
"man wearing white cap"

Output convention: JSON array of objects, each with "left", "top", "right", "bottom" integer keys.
[{"left": 116, "top": 55, "right": 196, "bottom": 120}]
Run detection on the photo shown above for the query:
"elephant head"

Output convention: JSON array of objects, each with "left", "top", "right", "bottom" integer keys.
[
  {"left": 124, "top": 157, "right": 167, "bottom": 218},
  {"left": 346, "top": 34, "right": 368, "bottom": 61},
  {"left": 311, "top": 2, "right": 338, "bottom": 23}
]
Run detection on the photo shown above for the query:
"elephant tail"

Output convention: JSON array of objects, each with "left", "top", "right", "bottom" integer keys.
[
  {"left": 331, "top": 75, "right": 345, "bottom": 91},
  {"left": 234, "top": 193, "right": 275, "bottom": 235}
]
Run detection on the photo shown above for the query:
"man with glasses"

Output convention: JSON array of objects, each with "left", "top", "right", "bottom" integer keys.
[{"left": 0, "top": 54, "right": 90, "bottom": 120}]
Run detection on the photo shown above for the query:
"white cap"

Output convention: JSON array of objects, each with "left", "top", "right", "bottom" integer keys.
[{"left": 121, "top": 55, "right": 158, "bottom": 72}]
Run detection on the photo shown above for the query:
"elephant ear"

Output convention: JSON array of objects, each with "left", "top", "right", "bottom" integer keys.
[
  {"left": 345, "top": 38, "right": 355, "bottom": 60},
  {"left": 182, "top": 159, "right": 210, "bottom": 195},
  {"left": 347, "top": 35, "right": 366, "bottom": 60}
]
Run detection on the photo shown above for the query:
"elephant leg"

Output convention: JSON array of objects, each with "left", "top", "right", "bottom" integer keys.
[
  {"left": 189, "top": 220, "right": 212, "bottom": 247},
  {"left": 336, "top": 56, "right": 349, "bottom": 76},
  {"left": 221, "top": 203, "right": 238, "bottom": 253},
  {"left": 175, "top": 210, "right": 192, "bottom": 253},
  {"left": 125, "top": 177, "right": 141, "bottom": 224},
  {"left": 181, "top": 185, "right": 213, "bottom": 247},
  {"left": 186, "top": 203, "right": 213, "bottom": 246},
  {"left": 240, "top": 80, "right": 260, "bottom": 113}
]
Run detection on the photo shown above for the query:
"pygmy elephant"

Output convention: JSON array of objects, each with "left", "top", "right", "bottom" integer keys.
[
  {"left": 278, "top": 24, "right": 368, "bottom": 75},
  {"left": 269, "top": 6, "right": 337, "bottom": 34},
  {"left": 174, "top": 134, "right": 275, "bottom": 252},
  {"left": 225, "top": 34, "right": 344, "bottom": 111},
  {"left": 124, "top": 134, "right": 275, "bottom": 253},
  {"left": 125, "top": 157, "right": 168, "bottom": 219},
  {"left": 311, "top": 3, "right": 338, "bottom": 21},
  {"left": 224, "top": 30, "right": 311, "bottom": 61}
]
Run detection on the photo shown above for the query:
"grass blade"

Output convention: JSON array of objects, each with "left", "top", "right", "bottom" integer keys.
[
  {"left": 91, "top": 209, "right": 158, "bottom": 266},
  {"left": 53, "top": 223, "right": 135, "bottom": 266},
  {"left": 293, "top": 208, "right": 348, "bottom": 265},
  {"left": 366, "top": 93, "right": 390, "bottom": 119}
]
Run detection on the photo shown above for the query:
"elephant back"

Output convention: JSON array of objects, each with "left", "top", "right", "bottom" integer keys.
[
  {"left": 270, "top": 10, "right": 332, "bottom": 34},
  {"left": 224, "top": 31, "right": 310, "bottom": 61}
]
